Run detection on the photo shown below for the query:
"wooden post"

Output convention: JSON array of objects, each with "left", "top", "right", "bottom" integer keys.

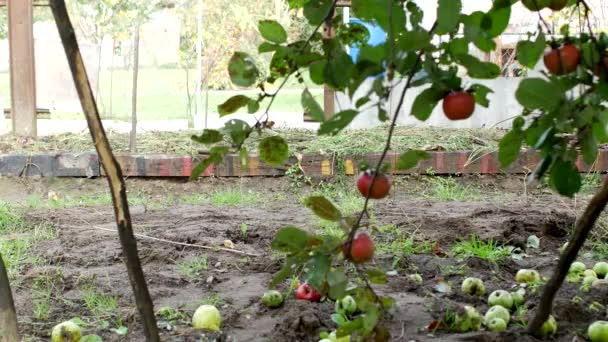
[
  {"left": 8, "top": 0, "right": 37, "bottom": 136},
  {"left": 323, "top": 10, "right": 335, "bottom": 120}
]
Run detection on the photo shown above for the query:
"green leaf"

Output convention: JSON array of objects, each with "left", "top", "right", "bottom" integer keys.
[
  {"left": 271, "top": 226, "right": 311, "bottom": 253},
  {"left": 469, "top": 84, "right": 493, "bottom": 107},
  {"left": 259, "top": 136, "right": 289, "bottom": 166},
  {"left": 337, "top": 317, "right": 364, "bottom": 337},
  {"left": 582, "top": 42, "right": 601, "bottom": 68},
  {"left": 223, "top": 119, "right": 252, "bottom": 147},
  {"left": 437, "top": 0, "right": 462, "bottom": 34},
  {"left": 397, "top": 150, "right": 430, "bottom": 170},
  {"left": 318, "top": 110, "right": 358, "bottom": 136},
  {"left": 331, "top": 313, "right": 349, "bottom": 326},
  {"left": 248, "top": 99, "right": 260, "bottom": 114},
  {"left": 361, "top": 306, "right": 380, "bottom": 334},
  {"left": 218, "top": 95, "right": 251, "bottom": 116},
  {"left": 112, "top": 326, "right": 128, "bottom": 336},
  {"left": 448, "top": 38, "right": 469, "bottom": 56},
  {"left": 258, "top": 20, "right": 287, "bottom": 44},
  {"left": 498, "top": 130, "right": 523, "bottom": 168},
  {"left": 259, "top": 42, "right": 279, "bottom": 53},
  {"left": 352, "top": 0, "right": 406, "bottom": 33},
  {"left": 327, "top": 269, "right": 348, "bottom": 300},
  {"left": 456, "top": 54, "right": 500, "bottom": 79},
  {"left": 366, "top": 268, "right": 388, "bottom": 285},
  {"left": 324, "top": 52, "right": 354, "bottom": 90},
  {"left": 303, "top": 0, "right": 333, "bottom": 25},
  {"left": 306, "top": 253, "right": 330, "bottom": 289},
  {"left": 190, "top": 147, "right": 228, "bottom": 180},
  {"left": 191, "top": 129, "right": 223, "bottom": 145},
  {"left": 81, "top": 335, "right": 103, "bottom": 342},
  {"left": 304, "top": 196, "right": 342, "bottom": 221},
  {"left": 486, "top": 1, "right": 511, "bottom": 37},
  {"left": 398, "top": 30, "right": 432, "bottom": 52},
  {"left": 228, "top": 52, "right": 259, "bottom": 87},
  {"left": 309, "top": 61, "right": 327, "bottom": 85},
  {"left": 380, "top": 296, "right": 395, "bottom": 310},
  {"left": 581, "top": 131, "right": 599, "bottom": 165},
  {"left": 302, "top": 88, "right": 324, "bottom": 122},
  {"left": 550, "top": 159, "right": 581, "bottom": 197},
  {"left": 270, "top": 257, "right": 297, "bottom": 287},
  {"left": 516, "top": 78, "right": 564, "bottom": 111},
  {"left": 411, "top": 88, "right": 444, "bottom": 121},
  {"left": 516, "top": 32, "right": 546, "bottom": 68}
]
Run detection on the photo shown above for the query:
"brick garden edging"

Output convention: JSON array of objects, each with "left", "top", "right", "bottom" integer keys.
[{"left": 0, "top": 150, "right": 605, "bottom": 177}]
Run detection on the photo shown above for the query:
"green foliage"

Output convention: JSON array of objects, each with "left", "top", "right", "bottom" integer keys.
[{"left": 451, "top": 235, "right": 511, "bottom": 266}]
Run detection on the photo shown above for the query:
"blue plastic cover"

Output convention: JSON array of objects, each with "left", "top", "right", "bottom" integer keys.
[{"left": 348, "top": 18, "right": 387, "bottom": 63}]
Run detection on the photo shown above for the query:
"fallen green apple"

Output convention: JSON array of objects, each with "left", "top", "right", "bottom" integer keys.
[
  {"left": 487, "top": 317, "right": 507, "bottom": 332},
  {"left": 592, "top": 279, "right": 608, "bottom": 288},
  {"left": 537, "top": 315, "right": 558, "bottom": 338},
  {"left": 335, "top": 295, "right": 357, "bottom": 316},
  {"left": 461, "top": 277, "right": 486, "bottom": 296},
  {"left": 588, "top": 320, "right": 608, "bottom": 342},
  {"left": 516, "top": 269, "right": 540, "bottom": 284},
  {"left": 593, "top": 262, "right": 608, "bottom": 278},
  {"left": 328, "top": 331, "right": 351, "bottom": 342},
  {"left": 570, "top": 261, "right": 587, "bottom": 274},
  {"left": 511, "top": 288, "right": 526, "bottom": 307},
  {"left": 453, "top": 305, "right": 483, "bottom": 332},
  {"left": 583, "top": 275, "right": 598, "bottom": 287},
  {"left": 51, "top": 321, "right": 82, "bottom": 342},
  {"left": 585, "top": 269, "right": 599, "bottom": 278},
  {"left": 261, "top": 290, "right": 284, "bottom": 308},
  {"left": 485, "top": 305, "right": 510, "bottom": 325},
  {"left": 488, "top": 290, "right": 513, "bottom": 310},
  {"left": 408, "top": 273, "right": 423, "bottom": 285},
  {"left": 192, "top": 305, "right": 222, "bottom": 332}
]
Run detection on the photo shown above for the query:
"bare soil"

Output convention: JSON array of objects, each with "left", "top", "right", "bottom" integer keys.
[{"left": 4, "top": 176, "right": 605, "bottom": 341}]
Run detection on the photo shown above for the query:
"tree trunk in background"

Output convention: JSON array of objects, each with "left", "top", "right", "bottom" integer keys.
[
  {"left": 130, "top": 23, "right": 140, "bottom": 153},
  {"left": 0, "top": 253, "right": 20, "bottom": 341}
]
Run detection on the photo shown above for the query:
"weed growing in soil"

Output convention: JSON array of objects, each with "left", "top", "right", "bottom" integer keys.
[
  {"left": 32, "top": 275, "right": 57, "bottom": 320},
  {"left": 80, "top": 281, "right": 123, "bottom": 329},
  {"left": 425, "top": 177, "right": 483, "bottom": 202},
  {"left": 210, "top": 189, "right": 260, "bottom": 207},
  {"left": 177, "top": 255, "right": 209, "bottom": 281},
  {"left": 451, "top": 235, "right": 511, "bottom": 266}
]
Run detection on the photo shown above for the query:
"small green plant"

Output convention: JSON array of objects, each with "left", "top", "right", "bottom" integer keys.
[
  {"left": 32, "top": 276, "right": 54, "bottom": 320},
  {"left": 240, "top": 223, "right": 248, "bottom": 240},
  {"left": 581, "top": 172, "right": 602, "bottom": 193},
  {"left": 177, "top": 255, "right": 209, "bottom": 280},
  {"left": 286, "top": 163, "right": 312, "bottom": 189},
  {"left": 451, "top": 235, "right": 511, "bottom": 266},
  {"left": 80, "top": 281, "right": 123, "bottom": 329},
  {"left": 210, "top": 189, "right": 260, "bottom": 207},
  {"left": 425, "top": 177, "right": 483, "bottom": 202}
]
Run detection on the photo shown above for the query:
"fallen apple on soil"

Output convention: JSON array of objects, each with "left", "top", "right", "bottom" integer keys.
[
  {"left": 589, "top": 321, "right": 608, "bottom": 342},
  {"left": 51, "top": 321, "right": 82, "bottom": 342},
  {"left": 515, "top": 269, "right": 540, "bottom": 283},
  {"left": 488, "top": 290, "right": 513, "bottom": 310},
  {"left": 461, "top": 277, "right": 486, "bottom": 296},
  {"left": 454, "top": 306, "right": 483, "bottom": 332},
  {"left": 192, "top": 305, "right": 222, "bottom": 332},
  {"left": 261, "top": 290, "right": 284, "bottom": 308},
  {"left": 335, "top": 295, "right": 357, "bottom": 316},
  {"left": 484, "top": 305, "right": 511, "bottom": 325},
  {"left": 296, "top": 283, "right": 322, "bottom": 302},
  {"left": 408, "top": 273, "right": 423, "bottom": 284},
  {"left": 486, "top": 317, "right": 508, "bottom": 332},
  {"left": 537, "top": 315, "right": 558, "bottom": 338},
  {"left": 593, "top": 262, "right": 608, "bottom": 278},
  {"left": 570, "top": 261, "right": 587, "bottom": 274},
  {"left": 511, "top": 288, "right": 526, "bottom": 307},
  {"left": 585, "top": 269, "right": 599, "bottom": 278}
]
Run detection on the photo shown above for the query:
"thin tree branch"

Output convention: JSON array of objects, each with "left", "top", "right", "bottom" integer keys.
[
  {"left": 49, "top": 1, "right": 160, "bottom": 340},
  {"left": 0, "top": 252, "right": 19, "bottom": 342}
]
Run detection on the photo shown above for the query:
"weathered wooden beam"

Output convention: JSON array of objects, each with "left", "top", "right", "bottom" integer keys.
[
  {"left": 8, "top": 0, "right": 37, "bottom": 136},
  {"left": 323, "top": 8, "right": 336, "bottom": 119}
]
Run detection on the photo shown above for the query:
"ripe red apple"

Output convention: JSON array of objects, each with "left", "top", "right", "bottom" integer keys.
[
  {"left": 544, "top": 44, "right": 581, "bottom": 75},
  {"left": 356, "top": 171, "right": 391, "bottom": 199},
  {"left": 442, "top": 91, "right": 475, "bottom": 121},
  {"left": 296, "top": 283, "right": 321, "bottom": 302},
  {"left": 342, "top": 232, "right": 375, "bottom": 264}
]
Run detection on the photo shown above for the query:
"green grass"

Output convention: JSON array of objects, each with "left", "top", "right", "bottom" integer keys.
[
  {"left": 25, "top": 192, "right": 149, "bottom": 209},
  {"left": 80, "top": 281, "right": 123, "bottom": 328},
  {"left": 0, "top": 203, "right": 55, "bottom": 280},
  {"left": 423, "top": 177, "right": 484, "bottom": 202},
  {"left": 450, "top": 234, "right": 511, "bottom": 265},
  {"left": 210, "top": 189, "right": 260, "bottom": 207},
  {"left": 32, "top": 275, "right": 58, "bottom": 320},
  {"left": 177, "top": 254, "right": 209, "bottom": 281}
]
